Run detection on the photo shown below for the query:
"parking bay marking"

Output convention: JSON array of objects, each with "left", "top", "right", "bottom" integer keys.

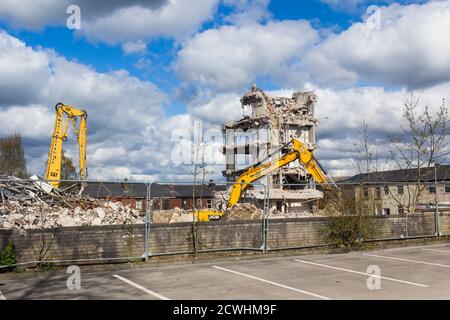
[
  {"left": 294, "top": 259, "right": 428, "bottom": 288},
  {"left": 113, "top": 274, "right": 170, "bottom": 300},
  {"left": 0, "top": 290, "right": 6, "bottom": 300},
  {"left": 363, "top": 253, "right": 450, "bottom": 269},
  {"left": 212, "top": 265, "right": 330, "bottom": 300},
  {"left": 422, "top": 248, "right": 450, "bottom": 254}
]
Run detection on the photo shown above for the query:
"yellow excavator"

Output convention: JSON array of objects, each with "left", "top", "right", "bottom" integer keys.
[
  {"left": 45, "top": 103, "right": 87, "bottom": 188},
  {"left": 196, "top": 137, "right": 335, "bottom": 221}
]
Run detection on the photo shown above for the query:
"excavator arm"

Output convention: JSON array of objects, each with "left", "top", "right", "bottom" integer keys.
[
  {"left": 226, "top": 138, "right": 332, "bottom": 209},
  {"left": 45, "top": 103, "right": 87, "bottom": 188}
]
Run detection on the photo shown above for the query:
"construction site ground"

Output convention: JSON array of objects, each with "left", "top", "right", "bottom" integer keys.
[{"left": 1, "top": 241, "right": 450, "bottom": 300}]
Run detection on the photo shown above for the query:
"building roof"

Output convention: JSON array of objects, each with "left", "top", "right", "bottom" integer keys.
[
  {"left": 84, "top": 182, "right": 227, "bottom": 198},
  {"left": 342, "top": 164, "right": 450, "bottom": 184}
]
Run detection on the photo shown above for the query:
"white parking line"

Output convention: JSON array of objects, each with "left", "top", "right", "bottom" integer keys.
[
  {"left": 363, "top": 253, "right": 450, "bottom": 269},
  {"left": 0, "top": 290, "right": 6, "bottom": 300},
  {"left": 212, "top": 265, "right": 330, "bottom": 300},
  {"left": 113, "top": 275, "right": 170, "bottom": 300},
  {"left": 372, "top": 243, "right": 450, "bottom": 252},
  {"left": 423, "top": 248, "right": 450, "bottom": 254},
  {"left": 294, "top": 259, "right": 428, "bottom": 288}
]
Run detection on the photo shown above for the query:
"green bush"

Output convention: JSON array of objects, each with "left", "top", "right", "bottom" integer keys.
[
  {"left": 0, "top": 240, "right": 17, "bottom": 272},
  {"left": 322, "top": 215, "right": 373, "bottom": 250},
  {"left": 38, "top": 261, "right": 57, "bottom": 271}
]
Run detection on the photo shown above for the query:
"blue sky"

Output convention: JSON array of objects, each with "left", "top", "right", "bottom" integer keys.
[
  {"left": 0, "top": 0, "right": 449, "bottom": 181},
  {"left": 0, "top": 0, "right": 372, "bottom": 114}
]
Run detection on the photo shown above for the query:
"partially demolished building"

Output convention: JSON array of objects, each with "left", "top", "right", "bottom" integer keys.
[{"left": 222, "top": 85, "right": 323, "bottom": 215}]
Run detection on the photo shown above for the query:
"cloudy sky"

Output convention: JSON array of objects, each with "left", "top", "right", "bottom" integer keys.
[{"left": 0, "top": 0, "right": 449, "bottom": 182}]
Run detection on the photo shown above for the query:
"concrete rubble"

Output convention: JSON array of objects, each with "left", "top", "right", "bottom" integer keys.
[{"left": 0, "top": 176, "right": 143, "bottom": 231}]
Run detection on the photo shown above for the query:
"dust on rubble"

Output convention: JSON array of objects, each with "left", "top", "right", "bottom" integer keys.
[{"left": 0, "top": 176, "right": 143, "bottom": 231}]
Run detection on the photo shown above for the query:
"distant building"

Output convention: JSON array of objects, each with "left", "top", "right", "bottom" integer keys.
[
  {"left": 342, "top": 164, "right": 450, "bottom": 215},
  {"left": 84, "top": 182, "right": 226, "bottom": 214}
]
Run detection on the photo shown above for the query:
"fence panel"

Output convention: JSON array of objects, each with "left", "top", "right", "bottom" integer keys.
[{"left": 146, "top": 181, "right": 266, "bottom": 257}]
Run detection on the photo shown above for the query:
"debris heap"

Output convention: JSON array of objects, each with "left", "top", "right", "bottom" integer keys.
[{"left": 0, "top": 177, "right": 143, "bottom": 230}]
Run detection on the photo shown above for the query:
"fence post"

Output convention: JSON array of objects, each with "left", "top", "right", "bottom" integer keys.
[
  {"left": 144, "top": 182, "right": 151, "bottom": 260},
  {"left": 434, "top": 180, "right": 441, "bottom": 239},
  {"left": 405, "top": 215, "right": 408, "bottom": 238},
  {"left": 262, "top": 184, "right": 269, "bottom": 253},
  {"left": 435, "top": 207, "right": 441, "bottom": 239}
]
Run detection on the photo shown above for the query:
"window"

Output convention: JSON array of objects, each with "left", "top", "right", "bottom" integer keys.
[
  {"left": 362, "top": 187, "right": 369, "bottom": 198},
  {"left": 428, "top": 185, "right": 436, "bottom": 194},
  {"left": 384, "top": 186, "right": 389, "bottom": 195},
  {"left": 383, "top": 208, "right": 390, "bottom": 216},
  {"left": 445, "top": 185, "right": 450, "bottom": 193},
  {"left": 136, "top": 200, "right": 143, "bottom": 210},
  {"left": 207, "top": 199, "right": 213, "bottom": 209},
  {"left": 276, "top": 201, "right": 283, "bottom": 211},
  {"left": 397, "top": 185, "right": 404, "bottom": 195},
  {"left": 163, "top": 199, "right": 170, "bottom": 210},
  {"left": 376, "top": 187, "right": 381, "bottom": 198},
  {"left": 398, "top": 206, "right": 404, "bottom": 215}
]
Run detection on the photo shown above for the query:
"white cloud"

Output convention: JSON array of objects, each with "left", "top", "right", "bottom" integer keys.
[
  {"left": 313, "top": 82, "right": 450, "bottom": 175},
  {"left": 0, "top": 0, "right": 218, "bottom": 44},
  {"left": 0, "top": 105, "right": 53, "bottom": 137},
  {"left": 185, "top": 82, "right": 450, "bottom": 177},
  {"left": 175, "top": 20, "right": 319, "bottom": 91},
  {"left": 0, "top": 31, "right": 184, "bottom": 180},
  {"left": 187, "top": 92, "right": 244, "bottom": 124},
  {"left": 320, "top": 0, "right": 427, "bottom": 13},
  {"left": 222, "top": 0, "right": 271, "bottom": 25},
  {"left": 0, "top": 0, "right": 64, "bottom": 30},
  {"left": 121, "top": 40, "right": 147, "bottom": 54},
  {"left": 0, "top": 31, "right": 50, "bottom": 105},
  {"left": 80, "top": 0, "right": 219, "bottom": 44},
  {"left": 303, "top": 1, "right": 450, "bottom": 89}
]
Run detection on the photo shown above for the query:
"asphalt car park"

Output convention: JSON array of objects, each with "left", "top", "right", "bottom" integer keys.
[{"left": 1, "top": 242, "right": 449, "bottom": 300}]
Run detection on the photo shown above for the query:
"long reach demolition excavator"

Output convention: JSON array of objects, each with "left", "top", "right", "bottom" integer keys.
[
  {"left": 43, "top": 103, "right": 331, "bottom": 217},
  {"left": 45, "top": 103, "right": 87, "bottom": 189},
  {"left": 196, "top": 137, "right": 335, "bottom": 221}
]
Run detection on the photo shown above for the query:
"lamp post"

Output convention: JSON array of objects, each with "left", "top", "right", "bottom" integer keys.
[{"left": 434, "top": 163, "right": 440, "bottom": 238}]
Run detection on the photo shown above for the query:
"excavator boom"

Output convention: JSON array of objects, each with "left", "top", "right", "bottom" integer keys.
[
  {"left": 45, "top": 103, "right": 87, "bottom": 188},
  {"left": 227, "top": 137, "right": 332, "bottom": 209}
]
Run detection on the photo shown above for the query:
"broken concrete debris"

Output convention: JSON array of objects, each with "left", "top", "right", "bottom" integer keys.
[
  {"left": 0, "top": 173, "right": 320, "bottom": 230},
  {"left": 0, "top": 176, "right": 143, "bottom": 230}
]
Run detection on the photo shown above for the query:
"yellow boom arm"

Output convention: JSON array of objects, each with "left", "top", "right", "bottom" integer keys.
[
  {"left": 227, "top": 138, "right": 332, "bottom": 209},
  {"left": 45, "top": 103, "right": 87, "bottom": 188}
]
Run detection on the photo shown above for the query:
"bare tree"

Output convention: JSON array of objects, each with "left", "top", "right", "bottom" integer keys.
[
  {"left": 389, "top": 95, "right": 449, "bottom": 213},
  {"left": 353, "top": 121, "right": 385, "bottom": 176},
  {"left": 0, "top": 133, "right": 27, "bottom": 178},
  {"left": 61, "top": 150, "right": 77, "bottom": 180},
  {"left": 352, "top": 121, "right": 386, "bottom": 215}
]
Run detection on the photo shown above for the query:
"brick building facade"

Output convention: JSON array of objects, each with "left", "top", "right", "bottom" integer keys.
[{"left": 85, "top": 182, "right": 225, "bottom": 213}]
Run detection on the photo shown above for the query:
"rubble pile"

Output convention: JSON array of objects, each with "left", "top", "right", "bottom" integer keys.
[
  {"left": 223, "top": 203, "right": 263, "bottom": 221},
  {"left": 153, "top": 209, "right": 194, "bottom": 223},
  {"left": 0, "top": 177, "right": 143, "bottom": 230}
]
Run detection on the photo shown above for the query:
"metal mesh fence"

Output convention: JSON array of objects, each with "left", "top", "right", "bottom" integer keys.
[
  {"left": 145, "top": 181, "right": 267, "bottom": 257},
  {"left": 1, "top": 177, "right": 448, "bottom": 269}
]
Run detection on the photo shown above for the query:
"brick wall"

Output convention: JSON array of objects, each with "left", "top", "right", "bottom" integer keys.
[{"left": 1, "top": 213, "right": 448, "bottom": 265}]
